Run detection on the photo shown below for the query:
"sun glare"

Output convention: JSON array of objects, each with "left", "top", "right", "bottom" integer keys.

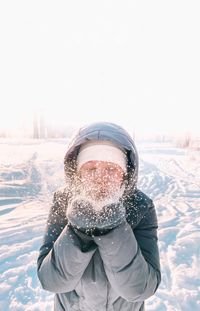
[{"left": 0, "top": 99, "right": 198, "bottom": 139}]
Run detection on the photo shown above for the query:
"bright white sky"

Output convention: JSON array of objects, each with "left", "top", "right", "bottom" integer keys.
[{"left": 0, "top": 1, "right": 199, "bottom": 137}]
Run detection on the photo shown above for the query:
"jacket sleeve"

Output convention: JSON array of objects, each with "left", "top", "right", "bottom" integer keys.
[
  {"left": 93, "top": 201, "right": 161, "bottom": 302},
  {"left": 37, "top": 190, "right": 97, "bottom": 293}
]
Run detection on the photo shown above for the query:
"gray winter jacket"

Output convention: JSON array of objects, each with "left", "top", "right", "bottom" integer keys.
[{"left": 37, "top": 122, "right": 161, "bottom": 311}]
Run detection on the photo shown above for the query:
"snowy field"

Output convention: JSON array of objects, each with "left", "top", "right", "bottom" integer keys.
[{"left": 0, "top": 138, "right": 199, "bottom": 311}]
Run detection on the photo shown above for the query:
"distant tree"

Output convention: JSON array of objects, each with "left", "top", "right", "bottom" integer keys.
[
  {"left": 33, "top": 113, "right": 39, "bottom": 139},
  {"left": 179, "top": 133, "right": 191, "bottom": 148},
  {"left": 0, "top": 130, "right": 7, "bottom": 138},
  {"left": 175, "top": 132, "right": 192, "bottom": 148},
  {"left": 39, "top": 113, "right": 46, "bottom": 138}
]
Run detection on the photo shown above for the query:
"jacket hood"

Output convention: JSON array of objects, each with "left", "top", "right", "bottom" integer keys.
[{"left": 64, "top": 122, "right": 139, "bottom": 196}]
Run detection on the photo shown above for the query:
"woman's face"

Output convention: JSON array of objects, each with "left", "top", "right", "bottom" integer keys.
[{"left": 77, "top": 160, "right": 125, "bottom": 200}]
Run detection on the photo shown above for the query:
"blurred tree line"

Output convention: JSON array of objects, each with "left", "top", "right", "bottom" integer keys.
[{"left": 33, "top": 112, "right": 76, "bottom": 139}]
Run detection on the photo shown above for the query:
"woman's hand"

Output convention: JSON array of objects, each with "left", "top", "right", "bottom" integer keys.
[{"left": 66, "top": 199, "right": 126, "bottom": 235}]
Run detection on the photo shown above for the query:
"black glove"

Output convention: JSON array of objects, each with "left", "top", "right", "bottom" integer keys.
[{"left": 66, "top": 198, "right": 126, "bottom": 236}]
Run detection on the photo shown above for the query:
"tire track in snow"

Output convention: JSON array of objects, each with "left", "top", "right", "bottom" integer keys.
[
  {"left": 0, "top": 146, "right": 65, "bottom": 310},
  {"left": 0, "top": 153, "right": 42, "bottom": 209},
  {"left": 138, "top": 146, "right": 200, "bottom": 311},
  {"left": 0, "top": 199, "right": 54, "bottom": 311}
]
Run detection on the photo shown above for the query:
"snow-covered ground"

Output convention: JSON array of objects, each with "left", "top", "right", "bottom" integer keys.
[{"left": 0, "top": 138, "right": 199, "bottom": 311}]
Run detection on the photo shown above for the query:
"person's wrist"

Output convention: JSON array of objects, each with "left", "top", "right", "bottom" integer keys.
[{"left": 68, "top": 223, "right": 95, "bottom": 242}]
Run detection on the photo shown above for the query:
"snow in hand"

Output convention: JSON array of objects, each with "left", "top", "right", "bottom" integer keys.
[
  {"left": 66, "top": 177, "right": 126, "bottom": 231},
  {"left": 0, "top": 138, "right": 199, "bottom": 310}
]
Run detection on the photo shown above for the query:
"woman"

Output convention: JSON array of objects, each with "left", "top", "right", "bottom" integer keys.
[{"left": 37, "top": 121, "right": 161, "bottom": 311}]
